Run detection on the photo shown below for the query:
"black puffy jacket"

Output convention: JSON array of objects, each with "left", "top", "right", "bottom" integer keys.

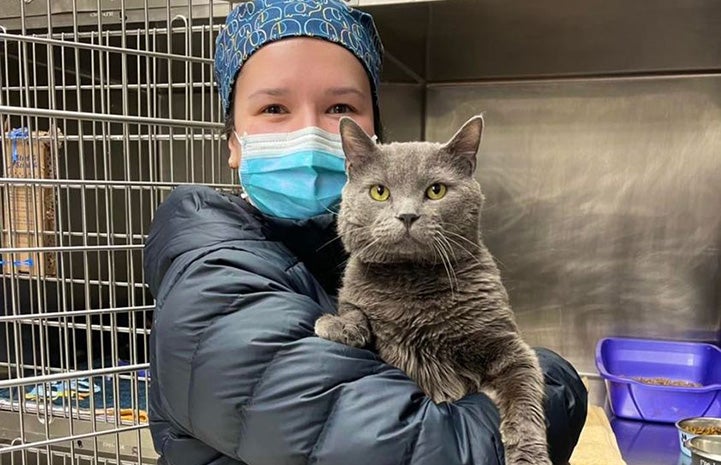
[{"left": 143, "top": 185, "right": 587, "bottom": 465}]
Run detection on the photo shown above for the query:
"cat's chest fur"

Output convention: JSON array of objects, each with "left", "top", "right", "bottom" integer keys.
[
  {"left": 341, "top": 259, "right": 463, "bottom": 335},
  {"left": 339, "top": 257, "right": 509, "bottom": 402}
]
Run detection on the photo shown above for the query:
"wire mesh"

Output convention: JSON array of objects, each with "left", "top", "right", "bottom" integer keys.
[{"left": 0, "top": 1, "right": 235, "bottom": 463}]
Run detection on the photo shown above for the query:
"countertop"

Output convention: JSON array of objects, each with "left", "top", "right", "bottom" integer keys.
[
  {"left": 585, "top": 376, "right": 692, "bottom": 465},
  {"left": 611, "top": 416, "right": 692, "bottom": 465}
]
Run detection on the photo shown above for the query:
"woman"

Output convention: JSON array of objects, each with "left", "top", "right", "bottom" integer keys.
[{"left": 144, "top": 1, "right": 587, "bottom": 464}]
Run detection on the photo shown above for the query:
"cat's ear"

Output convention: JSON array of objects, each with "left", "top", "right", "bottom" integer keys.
[
  {"left": 339, "top": 117, "right": 377, "bottom": 174},
  {"left": 441, "top": 114, "right": 484, "bottom": 176}
]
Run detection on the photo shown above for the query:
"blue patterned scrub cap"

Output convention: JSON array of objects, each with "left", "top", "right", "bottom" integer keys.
[{"left": 214, "top": 0, "right": 384, "bottom": 118}]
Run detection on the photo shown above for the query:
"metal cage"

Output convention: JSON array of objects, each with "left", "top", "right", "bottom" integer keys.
[{"left": 0, "top": 1, "right": 236, "bottom": 463}]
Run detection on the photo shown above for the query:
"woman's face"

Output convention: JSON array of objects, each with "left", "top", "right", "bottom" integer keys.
[{"left": 227, "top": 38, "right": 375, "bottom": 169}]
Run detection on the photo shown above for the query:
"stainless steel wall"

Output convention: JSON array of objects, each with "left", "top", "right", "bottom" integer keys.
[
  {"left": 378, "top": 84, "right": 424, "bottom": 142},
  {"left": 365, "top": 0, "right": 721, "bottom": 400},
  {"left": 423, "top": 76, "right": 721, "bottom": 373}
]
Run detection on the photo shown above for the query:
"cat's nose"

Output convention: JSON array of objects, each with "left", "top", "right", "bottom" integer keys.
[{"left": 397, "top": 213, "right": 420, "bottom": 229}]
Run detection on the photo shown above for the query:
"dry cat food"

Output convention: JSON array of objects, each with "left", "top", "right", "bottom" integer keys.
[
  {"left": 682, "top": 424, "right": 721, "bottom": 435},
  {"left": 630, "top": 376, "right": 702, "bottom": 388}
]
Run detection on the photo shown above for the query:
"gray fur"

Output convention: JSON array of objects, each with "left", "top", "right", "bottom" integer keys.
[{"left": 315, "top": 115, "right": 551, "bottom": 465}]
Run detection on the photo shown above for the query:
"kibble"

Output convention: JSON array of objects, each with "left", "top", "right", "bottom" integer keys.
[
  {"left": 683, "top": 424, "right": 721, "bottom": 435},
  {"left": 631, "top": 376, "right": 702, "bottom": 388}
]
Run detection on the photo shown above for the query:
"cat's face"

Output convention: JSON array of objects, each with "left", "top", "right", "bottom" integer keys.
[{"left": 337, "top": 116, "right": 485, "bottom": 264}]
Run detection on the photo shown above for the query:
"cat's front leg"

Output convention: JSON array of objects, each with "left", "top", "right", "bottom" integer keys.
[
  {"left": 315, "top": 305, "right": 372, "bottom": 348},
  {"left": 486, "top": 343, "right": 551, "bottom": 465}
]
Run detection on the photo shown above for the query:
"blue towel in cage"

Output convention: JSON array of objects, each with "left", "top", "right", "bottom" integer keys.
[
  {"left": 77, "top": 377, "right": 148, "bottom": 410},
  {"left": 0, "top": 379, "right": 148, "bottom": 410},
  {"left": 24, "top": 378, "right": 100, "bottom": 401},
  {"left": 0, "top": 373, "right": 148, "bottom": 412}
]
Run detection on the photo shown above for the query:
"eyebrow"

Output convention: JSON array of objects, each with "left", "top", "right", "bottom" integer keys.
[
  {"left": 247, "top": 88, "right": 290, "bottom": 100},
  {"left": 246, "top": 86, "right": 367, "bottom": 100},
  {"left": 325, "top": 87, "right": 366, "bottom": 98}
]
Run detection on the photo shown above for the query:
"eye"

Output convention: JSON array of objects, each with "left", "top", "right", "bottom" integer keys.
[
  {"left": 426, "top": 183, "right": 447, "bottom": 200},
  {"left": 262, "top": 104, "right": 287, "bottom": 115},
  {"left": 328, "top": 103, "right": 354, "bottom": 114},
  {"left": 369, "top": 184, "right": 390, "bottom": 202}
]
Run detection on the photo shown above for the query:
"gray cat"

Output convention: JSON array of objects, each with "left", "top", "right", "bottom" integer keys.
[{"left": 314, "top": 115, "right": 551, "bottom": 465}]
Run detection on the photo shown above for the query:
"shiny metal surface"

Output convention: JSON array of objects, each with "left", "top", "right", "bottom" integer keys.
[
  {"left": 0, "top": 0, "right": 233, "bottom": 31},
  {"left": 425, "top": 76, "right": 721, "bottom": 372},
  {"left": 352, "top": 0, "right": 443, "bottom": 5},
  {"left": 378, "top": 84, "right": 425, "bottom": 141},
  {"left": 5, "top": 0, "right": 721, "bottom": 82},
  {"left": 688, "top": 436, "right": 721, "bottom": 463},
  {"left": 611, "top": 417, "right": 687, "bottom": 465},
  {"left": 425, "top": 0, "right": 721, "bottom": 80},
  {"left": 678, "top": 417, "right": 721, "bottom": 437},
  {"left": 369, "top": 0, "right": 721, "bottom": 83}
]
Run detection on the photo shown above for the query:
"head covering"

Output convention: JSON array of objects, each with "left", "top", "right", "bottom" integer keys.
[{"left": 214, "top": 0, "right": 384, "bottom": 119}]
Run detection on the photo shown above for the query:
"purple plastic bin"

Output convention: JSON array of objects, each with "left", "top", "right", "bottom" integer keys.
[{"left": 596, "top": 337, "right": 721, "bottom": 423}]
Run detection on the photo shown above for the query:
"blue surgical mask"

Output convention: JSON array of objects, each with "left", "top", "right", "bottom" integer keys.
[{"left": 235, "top": 127, "right": 348, "bottom": 219}]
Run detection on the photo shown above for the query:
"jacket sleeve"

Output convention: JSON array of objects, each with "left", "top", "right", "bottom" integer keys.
[{"left": 150, "top": 240, "right": 507, "bottom": 465}]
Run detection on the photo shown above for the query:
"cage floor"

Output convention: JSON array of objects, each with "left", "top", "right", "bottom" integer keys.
[{"left": 0, "top": 376, "right": 148, "bottom": 425}]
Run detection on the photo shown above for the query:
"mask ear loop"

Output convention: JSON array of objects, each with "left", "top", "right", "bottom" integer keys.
[{"left": 232, "top": 131, "right": 246, "bottom": 191}]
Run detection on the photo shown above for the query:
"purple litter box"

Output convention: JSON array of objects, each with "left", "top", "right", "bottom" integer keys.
[{"left": 596, "top": 337, "right": 721, "bottom": 423}]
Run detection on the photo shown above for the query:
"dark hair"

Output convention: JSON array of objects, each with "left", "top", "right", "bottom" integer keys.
[{"left": 223, "top": 83, "right": 237, "bottom": 142}]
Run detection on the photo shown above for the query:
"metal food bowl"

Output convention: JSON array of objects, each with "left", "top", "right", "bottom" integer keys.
[
  {"left": 677, "top": 418, "right": 721, "bottom": 456},
  {"left": 685, "top": 435, "right": 721, "bottom": 465}
]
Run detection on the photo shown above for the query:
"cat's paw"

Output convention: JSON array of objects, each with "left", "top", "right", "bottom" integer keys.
[
  {"left": 315, "top": 314, "right": 370, "bottom": 348},
  {"left": 314, "top": 315, "right": 344, "bottom": 341}
]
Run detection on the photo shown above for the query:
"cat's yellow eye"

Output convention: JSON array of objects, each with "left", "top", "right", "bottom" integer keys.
[
  {"left": 426, "top": 183, "right": 447, "bottom": 200},
  {"left": 369, "top": 184, "right": 390, "bottom": 202}
]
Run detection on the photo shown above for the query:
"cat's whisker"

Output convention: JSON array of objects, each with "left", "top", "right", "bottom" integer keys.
[
  {"left": 431, "top": 240, "right": 454, "bottom": 299},
  {"left": 442, "top": 228, "right": 508, "bottom": 270},
  {"left": 358, "top": 237, "right": 383, "bottom": 280},
  {"left": 441, "top": 228, "right": 484, "bottom": 251},
  {"left": 434, "top": 232, "right": 457, "bottom": 265},
  {"left": 429, "top": 237, "right": 444, "bottom": 268},
  {"left": 443, "top": 235, "right": 485, "bottom": 268},
  {"left": 442, "top": 240, "right": 460, "bottom": 293},
  {"left": 439, "top": 227, "right": 491, "bottom": 270},
  {"left": 316, "top": 235, "right": 344, "bottom": 252},
  {"left": 321, "top": 204, "right": 340, "bottom": 217},
  {"left": 316, "top": 225, "right": 372, "bottom": 252},
  {"left": 333, "top": 232, "right": 379, "bottom": 271},
  {"left": 433, "top": 239, "right": 458, "bottom": 291},
  {"left": 433, "top": 236, "right": 458, "bottom": 298},
  {"left": 436, "top": 232, "right": 459, "bottom": 264},
  {"left": 355, "top": 236, "right": 382, "bottom": 263},
  {"left": 445, "top": 253, "right": 459, "bottom": 299}
]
